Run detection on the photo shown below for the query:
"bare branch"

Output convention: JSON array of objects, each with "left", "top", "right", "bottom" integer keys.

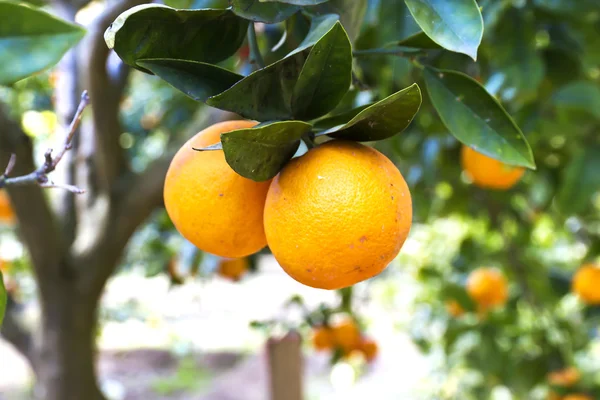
[{"left": 0, "top": 92, "right": 90, "bottom": 193}]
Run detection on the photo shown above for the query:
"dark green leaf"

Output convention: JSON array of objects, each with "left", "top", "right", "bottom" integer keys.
[
  {"left": 195, "top": 121, "right": 312, "bottom": 181},
  {"left": 290, "top": 13, "right": 339, "bottom": 55},
  {"left": 230, "top": 0, "right": 300, "bottom": 23},
  {"left": 404, "top": 0, "right": 483, "bottom": 60},
  {"left": 322, "top": 83, "right": 422, "bottom": 141},
  {"left": 396, "top": 31, "right": 440, "bottom": 49},
  {"left": 312, "top": 104, "right": 371, "bottom": 130},
  {"left": 311, "top": 0, "right": 367, "bottom": 42},
  {"left": 556, "top": 147, "right": 600, "bottom": 215},
  {"left": 105, "top": 4, "right": 248, "bottom": 70},
  {"left": 423, "top": 67, "right": 535, "bottom": 169},
  {"left": 0, "top": 270, "right": 5, "bottom": 328},
  {"left": 206, "top": 52, "right": 308, "bottom": 120},
  {"left": 0, "top": 1, "right": 85, "bottom": 86},
  {"left": 552, "top": 81, "right": 600, "bottom": 119},
  {"left": 136, "top": 59, "right": 242, "bottom": 102},
  {"left": 291, "top": 22, "right": 352, "bottom": 120},
  {"left": 259, "top": 0, "right": 329, "bottom": 4}
]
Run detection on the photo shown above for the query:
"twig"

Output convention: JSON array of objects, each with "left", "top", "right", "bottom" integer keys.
[
  {"left": 247, "top": 23, "right": 265, "bottom": 70},
  {"left": 0, "top": 91, "right": 90, "bottom": 194}
]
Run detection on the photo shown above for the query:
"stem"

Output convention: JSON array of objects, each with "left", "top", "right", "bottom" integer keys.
[
  {"left": 339, "top": 287, "right": 353, "bottom": 313},
  {"left": 247, "top": 23, "right": 265, "bottom": 70},
  {"left": 302, "top": 134, "right": 316, "bottom": 149}
]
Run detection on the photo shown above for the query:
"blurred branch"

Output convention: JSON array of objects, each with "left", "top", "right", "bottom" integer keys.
[
  {"left": 83, "top": 0, "right": 147, "bottom": 192},
  {"left": 0, "top": 91, "right": 89, "bottom": 194},
  {"left": 0, "top": 294, "right": 36, "bottom": 370}
]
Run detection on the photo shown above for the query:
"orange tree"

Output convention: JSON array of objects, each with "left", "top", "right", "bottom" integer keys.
[{"left": 1, "top": 0, "right": 600, "bottom": 399}]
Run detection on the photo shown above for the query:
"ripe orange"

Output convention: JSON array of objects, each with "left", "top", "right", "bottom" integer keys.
[
  {"left": 563, "top": 395, "right": 593, "bottom": 400},
  {"left": 572, "top": 264, "right": 600, "bottom": 305},
  {"left": 461, "top": 145, "right": 525, "bottom": 190},
  {"left": 548, "top": 367, "right": 580, "bottom": 387},
  {"left": 164, "top": 120, "right": 270, "bottom": 258},
  {"left": 466, "top": 268, "right": 508, "bottom": 308},
  {"left": 332, "top": 319, "right": 361, "bottom": 352},
  {"left": 0, "top": 190, "right": 15, "bottom": 224},
  {"left": 311, "top": 326, "right": 335, "bottom": 351},
  {"left": 217, "top": 257, "right": 249, "bottom": 281},
  {"left": 446, "top": 300, "right": 466, "bottom": 317},
  {"left": 263, "top": 140, "right": 412, "bottom": 290},
  {"left": 358, "top": 337, "right": 378, "bottom": 362}
]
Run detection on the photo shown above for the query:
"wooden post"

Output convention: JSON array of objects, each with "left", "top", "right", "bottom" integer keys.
[{"left": 266, "top": 331, "right": 304, "bottom": 400}]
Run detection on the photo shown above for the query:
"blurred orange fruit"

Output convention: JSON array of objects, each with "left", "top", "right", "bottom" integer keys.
[
  {"left": 311, "top": 326, "right": 335, "bottom": 351},
  {"left": 572, "top": 264, "right": 600, "bottom": 305},
  {"left": 548, "top": 367, "right": 581, "bottom": 387},
  {"left": 0, "top": 190, "right": 15, "bottom": 224},
  {"left": 461, "top": 145, "right": 525, "bottom": 190},
  {"left": 217, "top": 258, "right": 249, "bottom": 282},
  {"left": 446, "top": 300, "right": 466, "bottom": 317},
  {"left": 466, "top": 268, "right": 508, "bottom": 308},
  {"left": 562, "top": 395, "right": 593, "bottom": 400},
  {"left": 264, "top": 140, "right": 412, "bottom": 290},
  {"left": 358, "top": 337, "right": 378, "bottom": 362},
  {"left": 164, "top": 120, "right": 270, "bottom": 258},
  {"left": 332, "top": 319, "right": 361, "bottom": 352}
]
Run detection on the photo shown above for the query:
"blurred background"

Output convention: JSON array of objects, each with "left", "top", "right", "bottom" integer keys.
[{"left": 1, "top": 0, "right": 600, "bottom": 399}]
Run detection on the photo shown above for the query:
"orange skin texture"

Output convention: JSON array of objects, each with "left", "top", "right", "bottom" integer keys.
[
  {"left": 0, "top": 190, "right": 15, "bottom": 224},
  {"left": 572, "top": 264, "right": 600, "bottom": 305},
  {"left": 548, "top": 367, "right": 581, "bottom": 387},
  {"left": 332, "top": 319, "right": 361, "bottom": 352},
  {"left": 461, "top": 145, "right": 525, "bottom": 190},
  {"left": 446, "top": 300, "right": 466, "bottom": 317},
  {"left": 264, "top": 140, "right": 412, "bottom": 290},
  {"left": 466, "top": 268, "right": 508, "bottom": 309},
  {"left": 311, "top": 326, "right": 335, "bottom": 351},
  {"left": 164, "top": 120, "right": 270, "bottom": 258},
  {"left": 218, "top": 258, "right": 249, "bottom": 281}
]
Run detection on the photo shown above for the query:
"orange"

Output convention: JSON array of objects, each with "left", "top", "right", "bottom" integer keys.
[
  {"left": 358, "top": 337, "right": 378, "bottom": 362},
  {"left": 563, "top": 395, "right": 593, "bottom": 400},
  {"left": 446, "top": 300, "right": 466, "bottom": 317},
  {"left": 332, "top": 319, "right": 361, "bottom": 352},
  {"left": 547, "top": 393, "right": 561, "bottom": 400},
  {"left": 461, "top": 145, "right": 525, "bottom": 190},
  {"left": 217, "top": 257, "right": 249, "bottom": 281},
  {"left": 548, "top": 367, "right": 581, "bottom": 387},
  {"left": 263, "top": 140, "right": 412, "bottom": 290},
  {"left": 0, "top": 190, "right": 15, "bottom": 224},
  {"left": 311, "top": 326, "right": 335, "bottom": 351},
  {"left": 164, "top": 120, "right": 270, "bottom": 258},
  {"left": 572, "top": 264, "right": 600, "bottom": 305},
  {"left": 466, "top": 267, "right": 508, "bottom": 308}
]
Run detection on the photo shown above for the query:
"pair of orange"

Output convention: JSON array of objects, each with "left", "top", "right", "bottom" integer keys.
[
  {"left": 312, "top": 319, "right": 378, "bottom": 362},
  {"left": 164, "top": 121, "right": 413, "bottom": 290}
]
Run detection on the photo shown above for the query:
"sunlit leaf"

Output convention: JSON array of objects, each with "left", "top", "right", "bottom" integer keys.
[
  {"left": 230, "top": 0, "right": 300, "bottom": 23},
  {"left": 404, "top": 0, "right": 483, "bottom": 60},
  {"left": 0, "top": 1, "right": 85, "bottom": 86},
  {"left": 423, "top": 67, "right": 535, "bottom": 169}
]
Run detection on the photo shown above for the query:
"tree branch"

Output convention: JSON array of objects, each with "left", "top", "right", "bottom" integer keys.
[
  {"left": 82, "top": 0, "right": 147, "bottom": 192},
  {"left": 0, "top": 91, "right": 89, "bottom": 194}
]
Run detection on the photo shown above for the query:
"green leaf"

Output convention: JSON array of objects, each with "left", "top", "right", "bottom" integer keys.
[
  {"left": 207, "top": 14, "right": 338, "bottom": 120},
  {"left": 291, "top": 22, "right": 352, "bottom": 120},
  {"left": 552, "top": 81, "right": 600, "bottom": 119},
  {"left": 0, "top": 270, "right": 5, "bottom": 328},
  {"left": 259, "top": 0, "right": 329, "bottom": 4},
  {"left": 423, "top": 67, "right": 535, "bottom": 169},
  {"left": 404, "top": 0, "right": 483, "bottom": 60},
  {"left": 312, "top": 104, "right": 371, "bottom": 130},
  {"left": 556, "top": 147, "right": 600, "bottom": 215},
  {"left": 321, "top": 83, "right": 422, "bottom": 141},
  {"left": 105, "top": 4, "right": 248, "bottom": 71},
  {"left": 312, "top": 0, "right": 366, "bottom": 43},
  {"left": 230, "top": 0, "right": 300, "bottom": 23},
  {"left": 136, "top": 59, "right": 242, "bottom": 102},
  {"left": 0, "top": 1, "right": 85, "bottom": 86},
  {"left": 396, "top": 31, "right": 440, "bottom": 49},
  {"left": 195, "top": 121, "right": 312, "bottom": 181}
]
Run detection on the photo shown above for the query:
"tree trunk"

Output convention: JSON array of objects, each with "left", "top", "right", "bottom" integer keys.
[{"left": 35, "top": 276, "right": 105, "bottom": 400}]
